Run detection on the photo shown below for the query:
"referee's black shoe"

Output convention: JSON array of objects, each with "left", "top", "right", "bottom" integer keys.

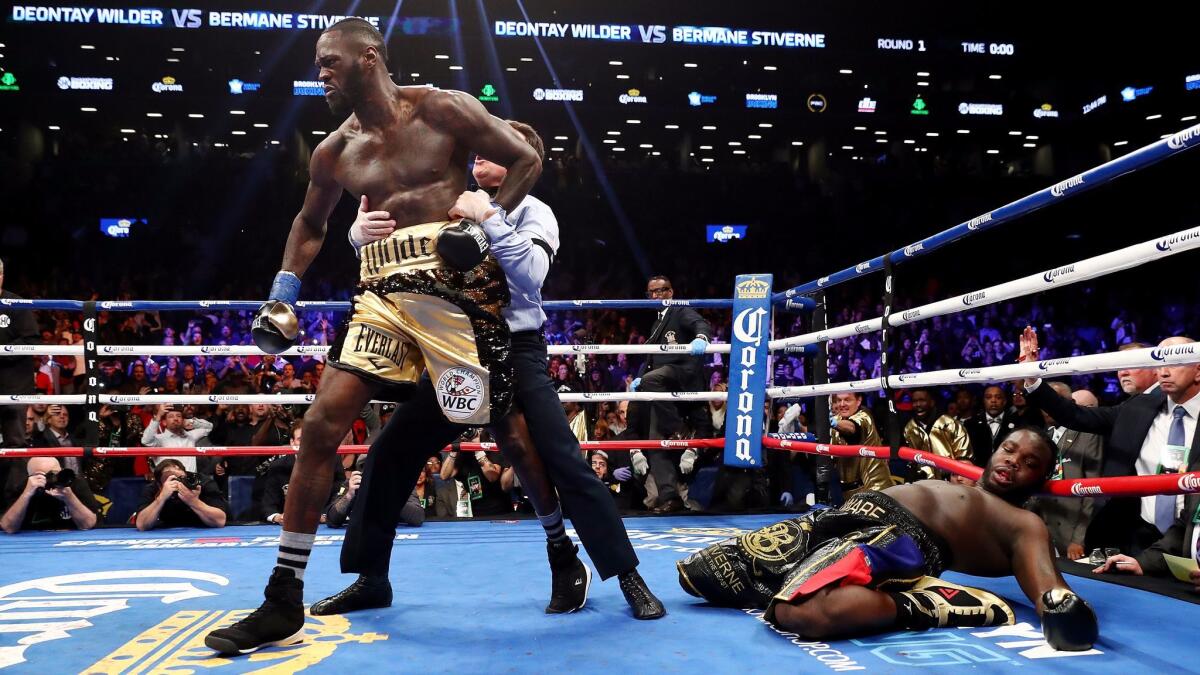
[
  {"left": 309, "top": 574, "right": 393, "bottom": 616},
  {"left": 619, "top": 568, "right": 667, "bottom": 620}
]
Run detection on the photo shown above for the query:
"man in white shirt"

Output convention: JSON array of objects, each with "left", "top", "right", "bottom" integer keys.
[
  {"left": 141, "top": 405, "right": 213, "bottom": 473},
  {"left": 1022, "top": 330, "right": 1200, "bottom": 554}
]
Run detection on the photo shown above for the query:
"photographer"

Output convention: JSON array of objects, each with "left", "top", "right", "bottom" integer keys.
[
  {"left": 441, "top": 439, "right": 511, "bottom": 518},
  {"left": 324, "top": 455, "right": 435, "bottom": 529},
  {"left": 1, "top": 457, "right": 100, "bottom": 533},
  {"left": 133, "top": 459, "right": 228, "bottom": 530}
]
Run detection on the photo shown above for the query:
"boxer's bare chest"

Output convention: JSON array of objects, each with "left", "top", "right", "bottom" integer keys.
[{"left": 332, "top": 104, "right": 469, "bottom": 228}]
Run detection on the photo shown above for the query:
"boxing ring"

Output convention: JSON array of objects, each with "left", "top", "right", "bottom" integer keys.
[{"left": 2, "top": 125, "right": 1200, "bottom": 673}]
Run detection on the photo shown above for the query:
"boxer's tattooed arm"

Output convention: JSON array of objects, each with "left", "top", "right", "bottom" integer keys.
[
  {"left": 281, "top": 139, "right": 344, "bottom": 277},
  {"left": 427, "top": 90, "right": 541, "bottom": 213}
]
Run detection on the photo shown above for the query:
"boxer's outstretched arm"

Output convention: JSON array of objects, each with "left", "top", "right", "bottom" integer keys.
[
  {"left": 281, "top": 140, "right": 344, "bottom": 277},
  {"left": 1010, "top": 511, "right": 1068, "bottom": 615},
  {"left": 427, "top": 90, "right": 541, "bottom": 213}
]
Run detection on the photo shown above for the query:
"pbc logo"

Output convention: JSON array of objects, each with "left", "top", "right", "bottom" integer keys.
[{"left": 436, "top": 368, "right": 485, "bottom": 421}]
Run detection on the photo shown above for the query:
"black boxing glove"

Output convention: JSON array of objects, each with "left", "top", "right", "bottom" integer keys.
[
  {"left": 1040, "top": 588, "right": 1098, "bottom": 651},
  {"left": 435, "top": 220, "right": 490, "bottom": 271}
]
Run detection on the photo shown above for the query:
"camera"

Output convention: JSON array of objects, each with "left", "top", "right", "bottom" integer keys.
[
  {"left": 40, "top": 468, "right": 76, "bottom": 491},
  {"left": 168, "top": 471, "right": 200, "bottom": 497}
]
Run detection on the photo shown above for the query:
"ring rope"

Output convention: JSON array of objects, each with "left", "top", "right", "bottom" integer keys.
[
  {"left": 776, "top": 123, "right": 1200, "bottom": 302},
  {"left": 6, "top": 439, "right": 1196, "bottom": 499},
  {"left": 770, "top": 224, "right": 1200, "bottom": 352},
  {"left": 6, "top": 344, "right": 1191, "bottom": 406}
]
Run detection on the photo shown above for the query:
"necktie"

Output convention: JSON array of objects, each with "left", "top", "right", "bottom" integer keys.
[{"left": 1154, "top": 406, "right": 1189, "bottom": 533}]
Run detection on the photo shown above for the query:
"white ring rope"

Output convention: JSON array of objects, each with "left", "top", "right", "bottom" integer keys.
[
  {"left": 4, "top": 345, "right": 1197, "bottom": 406},
  {"left": 769, "top": 344, "right": 1200, "bottom": 398},
  {"left": 770, "top": 225, "right": 1200, "bottom": 352},
  {"left": 2, "top": 343, "right": 732, "bottom": 357}
]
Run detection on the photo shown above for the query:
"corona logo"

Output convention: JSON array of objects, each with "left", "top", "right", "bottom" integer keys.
[{"left": 735, "top": 277, "right": 771, "bottom": 299}]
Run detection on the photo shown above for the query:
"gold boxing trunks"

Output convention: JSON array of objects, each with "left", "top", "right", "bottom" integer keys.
[{"left": 328, "top": 220, "right": 513, "bottom": 425}]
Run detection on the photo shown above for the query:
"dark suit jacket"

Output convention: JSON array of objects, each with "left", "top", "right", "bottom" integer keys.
[
  {"left": 1031, "top": 429, "right": 1105, "bottom": 554},
  {"left": 1029, "top": 382, "right": 1200, "bottom": 550},
  {"left": 963, "top": 411, "right": 1024, "bottom": 468},
  {"left": 1136, "top": 493, "right": 1198, "bottom": 577},
  {"left": 642, "top": 307, "right": 712, "bottom": 383},
  {"left": 0, "top": 290, "right": 40, "bottom": 393},
  {"left": 1028, "top": 383, "right": 1184, "bottom": 477}
]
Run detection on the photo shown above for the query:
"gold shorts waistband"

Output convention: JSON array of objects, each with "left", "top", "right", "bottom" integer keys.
[{"left": 359, "top": 220, "right": 458, "bottom": 281}]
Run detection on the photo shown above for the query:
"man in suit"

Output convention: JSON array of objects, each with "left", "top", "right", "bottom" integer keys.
[
  {"left": 0, "top": 257, "right": 39, "bottom": 455},
  {"left": 1030, "top": 383, "right": 1104, "bottom": 560},
  {"left": 1093, "top": 491, "right": 1200, "bottom": 591},
  {"left": 1022, "top": 329, "right": 1200, "bottom": 555},
  {"left": 964, "top": 385, "right": 1023, "bottom": 468},
  {"left": 1116, "top": 342, "right": 1160, "bottom": 397},
  {"left": 627, "top": 275, "right": 712, "bottom": 513}
]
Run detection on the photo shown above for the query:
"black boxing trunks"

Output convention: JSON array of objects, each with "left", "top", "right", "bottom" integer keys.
[
  {"left": 676, "top": 491, "right": 950, "bottom": 615},
  {"left": 328, "top": 220, "right": 514, "bottom": 425}
]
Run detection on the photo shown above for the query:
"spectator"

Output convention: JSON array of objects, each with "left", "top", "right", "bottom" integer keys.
[
  {"left": 1023, "top": 332, "right": 1200, "bottom": 555},
  {"left": 0, "top": 258, "right": 39, "bottom": 449},
  {"left": 441, "top": 447, "right": 510, "bottom": 518},
  {"left": 953, "top": 387, "right": 978, "bottom": 423},
  {"left": 133, "top": 459, "right": 228, "bottom": 530},
  {"left": 903, "top": 388, "right": 973, "bottom": 483},
  {"left": 1030, "top": 383, "right": 1104, "bottom": 560},
  {"left": 627, "top": 275, "right": 713, "bottom": 513},
  {"left": 1, "top": 457, "right": 100, "bottom": 533},
  {"left": 260, "top": 449, "right": 345, "bottom": 525},
  {"left": 591, "top": 451, "right": 641, "bottom": 511},
  {"left": 829, "top": 392, "right": 892, "bottom": 500},
  {"left": 1116, "top": 342, "right": 1159, "bottom": 396},
  {"left": 140, "top": 404, "right": 214, "bottom": 473},
  {"left": 964, "top": 386, "right": 1022, "bottom": 468}
]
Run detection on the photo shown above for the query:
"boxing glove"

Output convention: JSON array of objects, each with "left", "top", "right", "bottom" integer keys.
[
  {"left": 436, "top": 220, "right": 490, "bottom": 271},
  {"left": 1040, "top": 588, "right": 1098, "bottom": 651},
  {"left": 252, "top": 271, "right": 301, "bottom": 355}
]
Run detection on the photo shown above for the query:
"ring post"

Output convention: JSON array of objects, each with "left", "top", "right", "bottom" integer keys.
[
  {"left": 811, "top": 291, "right": 833, "bottom": 503},
  {"left": 82, "top": 301, "right": 99, "bottom": 452},
  {"left": 723, "top": 274, "right": 772, "bottom": 468}
]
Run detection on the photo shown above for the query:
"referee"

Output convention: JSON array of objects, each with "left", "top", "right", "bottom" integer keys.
[{"left": 312, "top": 121, "right": 665, "bottom": 620}]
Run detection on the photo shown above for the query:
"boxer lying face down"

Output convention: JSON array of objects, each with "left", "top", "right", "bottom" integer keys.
[{"left": 677, "top": 427, "right": 1098, "bottom": 651}]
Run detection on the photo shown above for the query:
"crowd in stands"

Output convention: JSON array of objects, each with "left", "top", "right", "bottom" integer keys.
[{"left": 1, "top": 134, "right": 1198, "bottom": 598}]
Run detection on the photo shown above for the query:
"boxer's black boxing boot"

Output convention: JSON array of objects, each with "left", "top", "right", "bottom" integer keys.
[
  {"left": 546, "top": 540, "right": 591, "bottom": 613},
  {"left": 308, "top": 574, "right": 393, "bottom": 616},
  {"left": 205, "top": 567, "right": 304, "bottom": 655},
  {"left": 619, "top": 569, "right": 666, "bottom": 620}
]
